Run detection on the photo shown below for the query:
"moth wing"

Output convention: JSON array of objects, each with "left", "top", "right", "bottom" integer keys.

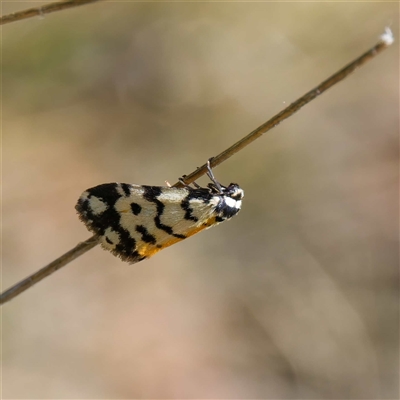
[
  {"left": 76, "top": 183, "right": 218, "bottom": 263},
  {"left": 119, "top": 186, "right": 218, "bottom": 259}
]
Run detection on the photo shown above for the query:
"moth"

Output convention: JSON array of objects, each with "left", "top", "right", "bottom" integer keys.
[{"left": 76, "top": 161, "right": 243, "bottom": 263}]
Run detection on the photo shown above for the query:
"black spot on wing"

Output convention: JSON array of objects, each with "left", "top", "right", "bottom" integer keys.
[
  {"left": 76, "top": 183, "right": 145, "bottom": 264},
  {"left": 143, "top": 186, "right": 186, "bottom": 239},
  {"left": 187, "top": 188, "right": 214, "bottom": 203},
  {"left": 180, "top": 198, "right": 198, "bottom": 222},
  {"left": 80, "top": 183, "right": 119, "bottom": 204},
  {"left": 76, "top": 197, "right": 91, "bottom": 223},
  {"left": 136, "top": 225, "right": 157, "bottom": 244},
  {"left": 114, "top": 232, "right": 138, "bottom": 261},
  {"left": 130, "top": 202, "right": 142, "bottom": 215},
  {"left": 142, "top": 185, "right": 162, "bottom": 202},
  {"left": 180, "top": 187, "right": 214, "bottom": 222},
  {"left": 76, "top": 184, "right": 121, "bottom": 235},
  {"left": 121, "top": 183, "right": 131, "bottom": 196}
]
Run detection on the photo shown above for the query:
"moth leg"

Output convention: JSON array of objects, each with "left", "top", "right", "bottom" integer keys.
[
  {"left": 206, "top": 158, "right": 223, "bottom": 192},
  {"left": 179, "top": 175, "right": 202, "bottom": 189},
  {"left": 191, "top": 181, "right": 202, "bottom": 189},
  {"left": 179, "top": 176, "right": 191, "bottom": 188}
]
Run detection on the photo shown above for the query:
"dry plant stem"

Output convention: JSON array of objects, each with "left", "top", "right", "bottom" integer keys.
[
  {"left": 0, "top": 0, "right": 102, "bottom": 25},
  {"left": 0, "top": 31, "right": 392, "bottom": 305},
  {"left": 0, "top": 236, "right": 100, "bottom": 304},
  {"left": 179, "top": 34, "right": 393, "bottom": 185}
]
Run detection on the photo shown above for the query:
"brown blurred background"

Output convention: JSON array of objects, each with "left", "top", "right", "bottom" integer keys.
[{"left": 2, "top": 2, "right": 398, "bottom": 398}]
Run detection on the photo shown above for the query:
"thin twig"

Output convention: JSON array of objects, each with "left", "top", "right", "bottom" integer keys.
[
  {"left": 179, "top": 28, "right": 395, "bottom": 185},
  {"left": 0, "top": 29, "right": 393, "bottom": 305},
  {"left": 0, "top": 0, "right": 102, "bottom": 25},
  {"left": 1, "top": 236, "right": 100, "bottom": 304}
]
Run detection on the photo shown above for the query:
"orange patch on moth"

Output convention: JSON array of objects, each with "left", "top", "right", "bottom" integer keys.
[
  {"left": 137, "top": 216, "right": 218, "bottom": 258},
  {"left": 137, "top": 244, "right": 163, "bottom": 258}
]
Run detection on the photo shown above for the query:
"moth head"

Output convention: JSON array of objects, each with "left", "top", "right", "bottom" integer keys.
[
  {"left": 211, "top": 183, "right": 243, "bottom": 221},
  {"left": 223, "top": 183, "right": 244, "bottom": 200}
]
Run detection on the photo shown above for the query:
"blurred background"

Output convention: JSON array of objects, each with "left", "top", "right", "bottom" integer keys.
[{"left": 2, "top": 2, "right": 398, "bottom": 398}]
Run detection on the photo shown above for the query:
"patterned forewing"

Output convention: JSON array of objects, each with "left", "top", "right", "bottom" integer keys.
[{"left": 76, "top": 183, "right": 221, "bottom": 263}]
